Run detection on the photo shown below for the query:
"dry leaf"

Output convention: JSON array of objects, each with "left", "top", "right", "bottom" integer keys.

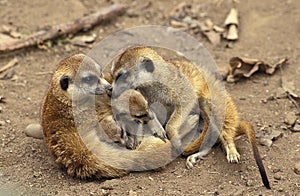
[
  {"left": 202, "top": 31, "right": 221, "bottom": 45},
  {"left": 170, "top": 20, "right": 188, "bottom": 28},
  {"left": 1, "top": 25, "right": 22, "bottom": 38},
  {"left": 224, "top": 8, "right": 239, "bottom": 41},
  {"left": 226, "top": 25, "right": 238, "bottom": 40},
  {"left": 226, "top": 57, "right": 288, "bottom": 82},
  {"left": 71, "top": 34, "right": 97, "bottom": 47},
  {"left": 224, "top": 8, "right": 239, "bottom": 26},
  {"left": 199, "top": 19, "right": 221, "bottom": 45},
  {"left": 0, "top": 33, "right": 16, "bottom": 44}
]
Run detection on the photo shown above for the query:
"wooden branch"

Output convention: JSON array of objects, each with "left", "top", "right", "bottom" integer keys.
[
  {"left": 0, "top": 4, "right": 126, "bottom": 54},
  {"left": 0, "top": 58, "right": 18, "bottom": 73}
]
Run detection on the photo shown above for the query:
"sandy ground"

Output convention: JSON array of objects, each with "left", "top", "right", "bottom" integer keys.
[{"left": 0, "top": 0, "right": 299, "bottom": 195}]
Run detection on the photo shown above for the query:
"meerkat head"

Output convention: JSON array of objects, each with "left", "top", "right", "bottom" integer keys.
[
  {"left": 111, "top": 46, "right": 164, "bottom": 80},
  {"left": 111, "top": 46, "right": 169, "bottom": 98},
  {"left": 128, "top": 90, "right": 154, "bottom": 124},
  {"left": 113, "top": 89, "right": 165, "bottom": 139},
  {"left": 51, "top": 54, "right": 112, "bottom": 105}
]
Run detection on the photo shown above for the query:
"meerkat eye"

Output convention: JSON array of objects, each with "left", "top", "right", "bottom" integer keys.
[
  {"left": 60, "top": 76, "right": 70, "bottom": 91},
  {"left": 141, "top": 58, "right": 154, "bottom": 73},
  {"left": 82, "top": 75, "right": 98, "bottom": 85},
  {"left": 116, "top": 72, "right": 122, "bottom": 81},
  {"left": 134, "top": 113, "right": 149, "bottom": 118},
  {"left": 115, "top": 70, "right": 129, "bottom": 82}
]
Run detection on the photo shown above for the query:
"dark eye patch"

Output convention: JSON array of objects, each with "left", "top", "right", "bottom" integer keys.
[
  {"left": 82, "top": 75, "right": 98, "bottom": 84},
  {"left": 134, "top": 114, "right": 149, "bottom": 118},
  {"left": 60, "top": 76, "right": 70, "bottom": 91},
  {"left": 116, "top": 72, "right": 122, "bottom": 81},
  {"left": 141, "top": 58, "right": 154, "bottom": 73}
]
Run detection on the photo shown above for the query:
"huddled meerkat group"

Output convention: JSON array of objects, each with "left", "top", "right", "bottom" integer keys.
[{"left": 41, "top": 46, "right": 270, "bottom": 188}]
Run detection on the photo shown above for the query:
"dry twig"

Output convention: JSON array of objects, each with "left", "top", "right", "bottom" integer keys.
[
  {"left": 0, "top": 58, "right": 18, "bottom": 73},
  {"left": 0, "top": 4, "right": 126, "bottom": 54}
]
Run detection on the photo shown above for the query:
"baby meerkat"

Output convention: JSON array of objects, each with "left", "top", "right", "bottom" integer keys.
[
  {"left": 41, "top": 54, "right": 197, "bottom": 179},
  {"left": 110, "top": 46, "right": 270, "bottom": 189}
]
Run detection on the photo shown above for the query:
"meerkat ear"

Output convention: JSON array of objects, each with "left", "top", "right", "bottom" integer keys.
[
  {"left": 141, "top": 58, "right": 154, "bottom": 73},
  {"left": 60, "top": 76, "right": 70, "bottom": 91}
]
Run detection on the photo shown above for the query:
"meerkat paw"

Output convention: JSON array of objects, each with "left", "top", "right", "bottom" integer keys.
[
  {"left": 186, "top": 151, "right": 207, "bottom": 169},
  {"left": 153, "top": 129, "right": 167, "bottom": 142},
  {"left": 226, "top": 149, "right": 240, "bottom": 163}
]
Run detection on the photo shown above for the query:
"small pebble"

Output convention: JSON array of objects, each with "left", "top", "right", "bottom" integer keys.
[
  {"left": 274, "top": 173, "right": 282, "bottom": 180},
  {"left": 278, "top": 188, "right": 284, "bottom": 192},
  {"left": 294, "top": 162, "right": 300, "bottom": 175},
  {"left": 284, "top": 112, "right": 297, "bottom": 126},
  {"left": 232, "top": 189, "right": 244, "bottom": 196},
  {"left": 259, "top": 138, "right": 272, "bottom": 147},
  {"left": 264, "top": 130, "right": 283, "bottom": 141},
  {"left": 0, "top": 120, "right": 5, "bottom": 126},
  {"left": 292, "top": 123, "right": 300, "bottom": 132},
  {"left": 129, "top": 190, "right": 137, "bottom": 196},
  {"left": 25, "top": 123, "right": 43, "bottom": 139},
  {"left": 246, "top": 180, "right": 254, "bottom": 187}
]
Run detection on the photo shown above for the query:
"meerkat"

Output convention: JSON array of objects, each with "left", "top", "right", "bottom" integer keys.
[
  {"left": 110, "top": 46, "right": 270, "bottom": 189},
  {"left": 111, "top": 47, "right": 201, "bottom": 154},
  {"left": 41, "top": 53, "right": 198, "bottom": 179},
  {"left": 94, "top": 88, "right": 166, "bottom": 149}
]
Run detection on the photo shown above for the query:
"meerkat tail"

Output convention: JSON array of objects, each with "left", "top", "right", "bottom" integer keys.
[{"left": 237, "top": 121, "right": 271, "bottom": 189}]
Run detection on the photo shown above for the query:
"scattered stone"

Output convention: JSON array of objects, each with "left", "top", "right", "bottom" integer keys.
[
  {"left": 232, "top": 189, "right": 244, "bottom": 196},
  {"left": 294, "top": 162, "right": 300, "bottom": 175},
  {"left": 284, "top": 112, "right": 297, "bottom": 126},
  {"left": 129, "top": 190, "right": 137, "bottom": 196},
  {"left": 259, "top": 138, "right": 272, "bottom": 147},
  {"left": 280, "top": 125, "right": 288, "bottom": 130},
  {"left": 269, "top": 130, "right": 283, "bottom": 141},
  {"left": 273, "top": 173, "right": 282, "bottom": 180},
  {"left": 71, "top": 33, "right": 97, "bottom": 47},
  {"left": 292, "top": 123, "right": 300, "bottom": 132},
  {"left": 0, "top": 120, "right": 5, "bottom": 126},
  {"left": 25, "top": 123, "right": 43, "bottom": 139},
  {"left": 246, "top": 179, "right": 254, "bottom": 187},
  {"left": 170, "top": 20, "right": 188, "bottom": 28},
  {"left": 275, "top": 87, "right": 287, "bottom": 98}
]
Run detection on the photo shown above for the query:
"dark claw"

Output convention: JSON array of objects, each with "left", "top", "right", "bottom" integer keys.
[{"left": 153, "top": 132, "right": 167, "bottom": 143}]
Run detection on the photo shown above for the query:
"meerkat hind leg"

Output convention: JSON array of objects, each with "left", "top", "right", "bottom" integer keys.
[
  {"left": 220, "top": 128, "right": 240, "bottom": 163},
  {"left": 186, "top": 123, "right": 219, "bottom": 169}
]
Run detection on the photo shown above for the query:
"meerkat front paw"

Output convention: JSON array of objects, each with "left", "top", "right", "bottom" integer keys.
[
  {"left": 153, "top": 128, "right": 167, "bottom": 142},
  {"left": 226, "top": 148, "right": 240, "bottom": 163}
]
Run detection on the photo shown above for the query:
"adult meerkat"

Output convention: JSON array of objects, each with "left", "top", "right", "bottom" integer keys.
[
  {"left": 110, "top": 46, "right": 270, "bottom": 189},
  {"left": 41, "top": 54, "right": 198, "bottom": 179}
]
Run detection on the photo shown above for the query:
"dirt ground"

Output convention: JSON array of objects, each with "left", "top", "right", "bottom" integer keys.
[{"left": 0, "top": 0, "right": 300, "bottom": 195}]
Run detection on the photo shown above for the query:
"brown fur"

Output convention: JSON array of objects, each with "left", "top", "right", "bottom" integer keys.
[
  {"left": 111, "top": 46, "right": 270, "bottom": 189},
  {"left": 41, "top": 54, "right": 186, "bottom": 179}
]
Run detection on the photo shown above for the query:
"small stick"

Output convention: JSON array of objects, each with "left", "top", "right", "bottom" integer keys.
[
  {"left": 35, "top": 71, "right": 53, "bottom": 76},
  {"left": 0, "top": 58, "right": 18, "bottom": 73},
  {"left": 287, "top": 93, "right": 300, "bottom": 111},
  {"left": 0, "top": 4, "right": 126, "bottom": 54}
]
